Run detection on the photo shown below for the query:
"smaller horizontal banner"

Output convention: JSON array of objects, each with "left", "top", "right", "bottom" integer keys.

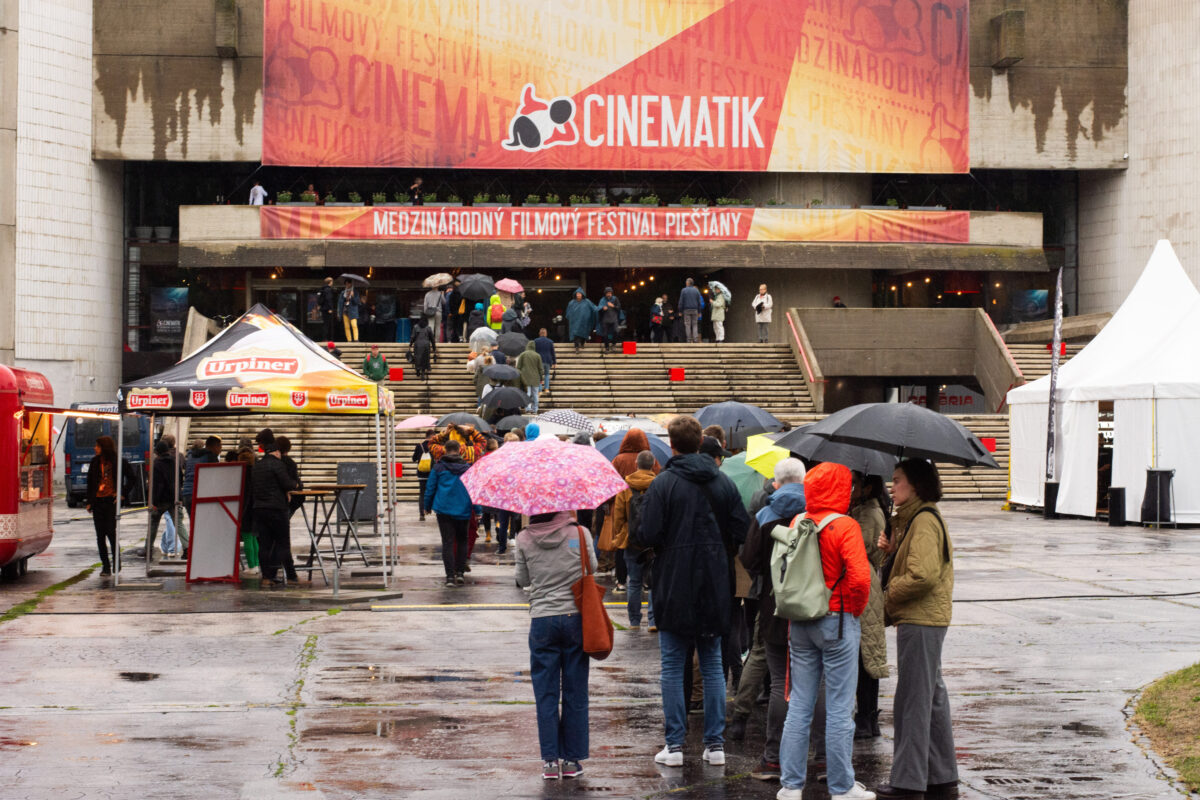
[{"left": 261, "top": 207, "right": 969, "bottom": 244}]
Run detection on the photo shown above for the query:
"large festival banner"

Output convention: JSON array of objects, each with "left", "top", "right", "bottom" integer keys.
[
  {"left": 263, "top": 0, "right": 969, "bottom": 173},
  {"left": 260, "top": 206, "right": 970, "bottom": 243}
]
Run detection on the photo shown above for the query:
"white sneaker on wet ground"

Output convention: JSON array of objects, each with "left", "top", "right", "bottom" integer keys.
[
  {"left": 702, "top": 745, "right": 725, "bottom": 765},
  {"left": 654, "top": 745, "right": 683, "bottom": 766},
  {"left": 832, "top": 782, "right": 877, "bottom": 800}
]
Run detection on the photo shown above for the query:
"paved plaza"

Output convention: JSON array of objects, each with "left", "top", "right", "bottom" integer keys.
[{"left": 0, "top": 504, "right": 1197, "bottom": 799}]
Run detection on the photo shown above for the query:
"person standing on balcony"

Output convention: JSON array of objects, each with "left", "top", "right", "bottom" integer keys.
[
  {"left": 678, "top": 278, "right": 704, "bottom": 343},
  {"left": 249, "top": 181, "right": 267, "bottom": 205},
  {"left": 753, "top": 284, "right": 773, "bottom": 343}
]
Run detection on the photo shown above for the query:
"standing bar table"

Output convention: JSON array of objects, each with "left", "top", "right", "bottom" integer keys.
[
  {"left": 290, "top": 489, "right": 333, "bottom": 585},
  {"left": 308, "top": 484, "right": 371, "bottom": 568}
]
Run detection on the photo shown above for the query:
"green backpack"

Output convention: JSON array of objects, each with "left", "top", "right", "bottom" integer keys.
[{"left": 769, "top": 513, "right": 845, "bottom": 623}]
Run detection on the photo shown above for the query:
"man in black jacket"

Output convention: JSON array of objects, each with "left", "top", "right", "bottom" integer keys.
[
  {"left": 318, "top": 277, "right": 338, "bottom": 341},
  {"left": 634, "top": 415, "right": 750, "bottom": 768},
  {"left": 145, "top": 441, "right": 177, "bottom": 560},
  {"left": 252, "top": 429, "right": 299, "bottom": 585}
]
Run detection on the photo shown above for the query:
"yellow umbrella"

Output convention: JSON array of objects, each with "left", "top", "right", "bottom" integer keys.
[{"left": 745, "top": 433, "right": 789, "bottom": 478}]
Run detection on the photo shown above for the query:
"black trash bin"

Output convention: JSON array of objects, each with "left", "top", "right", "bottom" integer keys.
[
  {"left": 1043, "top": 481, "right": 1059, "bottom": 520},
  {"left": 1141, "top": 469, "right": 1175, "bottom": 526},
  {"left": 1108, "top": 487, "right": 1126, "bottom": 527}
]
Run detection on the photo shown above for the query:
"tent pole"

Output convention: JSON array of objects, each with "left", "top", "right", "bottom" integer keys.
[
  {"left": 387, "top": 409, "right": 397, "bottom": 588},
  {"left": 146, "top": 413, "right": 155, "bottom": 569},
  {"left": 374, "top": 402, "right": 384, "bottom": 583},
  {"left": 174, "top": 417, "right": 181, "bottom": 549},
  {"left": 115, "top": 413, "right": 124, "bottom": 587}
]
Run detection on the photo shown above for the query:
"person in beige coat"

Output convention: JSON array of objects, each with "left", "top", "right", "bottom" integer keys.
[
  {"left": 874, "top": 459, "right": 957, "bottom": 800},
  {"left": 851, "top": 473, "right": 890, "bottom": 740}
]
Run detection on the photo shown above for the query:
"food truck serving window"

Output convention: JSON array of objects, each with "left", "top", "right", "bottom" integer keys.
[{"left": 20, "top": 410, "right": 52, "bottom": 502}]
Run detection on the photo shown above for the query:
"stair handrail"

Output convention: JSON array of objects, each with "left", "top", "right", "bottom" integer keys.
[{"left": 785, "top": 309, "right": 826, "bottom": 413}]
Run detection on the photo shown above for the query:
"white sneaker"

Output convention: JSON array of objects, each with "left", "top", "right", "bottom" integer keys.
[
  {"left": 832, "top": 782, "right": 876, "bottom": 800},
  {"left": 654, "top": 745, "right": 683, "bottom": 766},
  {"left": 777, "top": 789, "right": 804, "bottom": 800},
  {"left": 702, "top": 746, "right": 725, "bottom": 765}
]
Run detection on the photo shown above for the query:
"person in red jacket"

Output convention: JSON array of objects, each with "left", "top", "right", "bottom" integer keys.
[{"left": 777, "top": 462, "right": 875, "bottom": 800}]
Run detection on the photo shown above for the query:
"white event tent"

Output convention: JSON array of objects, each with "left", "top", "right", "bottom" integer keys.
[{"left": 1008, "top": 240, "right": 1200, "bottom": 522}]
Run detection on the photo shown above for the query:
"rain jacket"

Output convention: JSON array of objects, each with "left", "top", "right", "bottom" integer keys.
[
  {"left": 612, "top": 468, "right": 656, "bottom": 550},
  {"left": 852, "top": 496, "right": 890, "bottom": 679},
  {"left": 423, "top": 454, "right": 478, "bottom": 519},
  {"left": 515, "top": 512, "right": 598, "bottom": 618},
  {"left": 799, "top": 463, "right": 871, "bottom": 617},
  {"left": 515, "top": 341, "right": 544, "bottom": 389},
  {"left": 362, "top": 352, "right": 388, "bottom": 381},
  {"left": 885, "top": 498, "right": 953, "bottom": 627},
  {"left": 181, "top": 446, "right": 218, "bottom": 498},
  {"left": 486, "top": 293, "right": 504, "bottom": 331},
  {"left": 466, "top": 306, "right": 487, "bottom": 337},
  {"left": 337, "top": 286, "right": 361, "bottom": 320},
  {"left": 597, "top": 291, "right": 621, "bottom": 325},
  {"left": 612, "top": 428, "right": 660, "bottom": 479},
  {"left": 634, "top": 452, "right": 751, "bottom": 637},
  {"left": 500, "top": 306, "right": 522, "bottom": 333},
  {"left": 739, "top": 480, "right": 808, "bottom": 646},
  {"left": 151, "top": 451, "right": 177, "bottom": 510},
  {"left": 251, "top": 453, "right": 298, "bottom": 514},
  {"left": 534, "top": 335, "right": 557, "bottom": 367},
  {"left": 710, "top": 292, "right": 728, "bottom": 322},
  {"left": 752, "top": 291, "right": 773, "bottom": 323},
  {"left": 566, "top": 289, "right": 597, "bottom": 340}
]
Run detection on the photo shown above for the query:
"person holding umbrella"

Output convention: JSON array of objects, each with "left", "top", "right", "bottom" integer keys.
[
  {"left": 566, "top": 288, "right": 597, "bottom": 352},
  {"left": 709, "top": 281, "right": 729, "bottom": 343},
  {"left": 424, "top": 440, "right": 479, "bottom": 587},
  {"left": 338, "top": 277, "right": 362, "bottom": 341},
  {"left": 423, "top": 282, "right": 445, "bottom": 342},
  {"left": 873, "top": 460, "right": 958, "bottom": 800}
]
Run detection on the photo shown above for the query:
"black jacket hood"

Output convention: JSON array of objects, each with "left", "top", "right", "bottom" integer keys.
[{"left": 665, "top": 452, "right": 721, "bottom": 483}]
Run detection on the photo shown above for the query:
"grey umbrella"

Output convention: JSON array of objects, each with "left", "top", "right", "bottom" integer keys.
[
  {"left": 483, "top": 364, "right": 521, "bottom": 382},
  {"left": 482, "top": 386, "right": 530, "bottom": 410},
  {"left": 496, "top": 414, "right": 532, "bottom": 432},
  {"left": 769, "top": 426, "right": 898, "bottom": 476},
  {"left": 457, "top": 273, "right": 495, "bottom": 302},
  {"left": 337, "top": 273, "right": 369, "bottom": 286},
  {"left": 436, "top": 412, "right": 492, "bottom": 432},
  {"left": 802, "top": 403, "right": 999, "bottom": 468},
  {"left": 497, "top": 332, "right": 530, "bottom": 357},
  {"left": 694, "top": 401, "right": 783, "bottom": 450}
]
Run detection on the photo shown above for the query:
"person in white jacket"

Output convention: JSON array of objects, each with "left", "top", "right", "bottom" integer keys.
[{"left": 752, "top": 285, "right": 773, "bottom": 342}]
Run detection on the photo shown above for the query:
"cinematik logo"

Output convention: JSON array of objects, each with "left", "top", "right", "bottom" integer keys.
[
  {"left": 189, "top": 389, "right": 210, "bottom": 410},
  {"left": 502, "top": 84, "right": 579, "bottom": 152}
]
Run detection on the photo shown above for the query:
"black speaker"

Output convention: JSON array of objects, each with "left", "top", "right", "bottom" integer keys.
[
  {"left": 1043, "top": 482, "right": 1059, "bottom": 520},
  {"left": 1108, "top": 487, "right": 1126, "bottom": 527},
  {"left": 1141, "top": 469, "right": 1175, "bottom": 525}
]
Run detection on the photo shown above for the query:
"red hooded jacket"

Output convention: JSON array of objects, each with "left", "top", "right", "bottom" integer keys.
[
  {"left": 802, "top": 462, "right": 872, "bottom": 617},
  {"left": 611, "top": 427, "right": 661, "bottom": 479}
]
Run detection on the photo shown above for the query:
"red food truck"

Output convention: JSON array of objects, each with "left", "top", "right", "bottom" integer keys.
[{"left": 0, "top": 364, "right": 55, "bottom": 579}]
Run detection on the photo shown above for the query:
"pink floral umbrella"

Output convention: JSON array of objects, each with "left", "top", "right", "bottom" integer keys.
[
  {"left": 395, "top": 414, "right": 439, "bottom": 430},
  {"left": 460, "top": 437, "right": 629, "bottom": 515},
  {"left": 494, "top": 278, "right": 524, "bottom": 294}
]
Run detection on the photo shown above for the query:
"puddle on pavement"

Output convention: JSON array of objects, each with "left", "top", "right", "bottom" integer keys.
[
  {"left": 1061, "top": 721, "right": 1106, "bottom": 736},
  {"left": 118, "top": 672, "right": 160, "bottom": 682},
  {"left": 322, "top": 665, "right": 526, "bottom": 685},
  {"left": 0, "top": 737, "right": 39, "bottom": 749}
]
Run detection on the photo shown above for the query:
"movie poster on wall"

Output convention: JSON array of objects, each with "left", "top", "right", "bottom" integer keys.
[
  {"left": 150, "top": 287, "right": 189, "bottom": 344},
  {"left": 262, "top": 0, "right": 969, "bottom": 173}
]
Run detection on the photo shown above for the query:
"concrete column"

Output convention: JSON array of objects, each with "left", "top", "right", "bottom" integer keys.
[{"left": 0, "top": 0, "right": 17, "bottom": 364}]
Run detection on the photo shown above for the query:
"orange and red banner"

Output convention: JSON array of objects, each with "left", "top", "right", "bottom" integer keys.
[
  {"left": 263, "top": 0, "right": 969, "bottom": 172},
  {"left": 260, "top": 206, "right": 969, "bottom": 243}
]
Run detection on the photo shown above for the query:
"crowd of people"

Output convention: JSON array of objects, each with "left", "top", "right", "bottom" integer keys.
[{"left": 407, "top": 412, "right": 958, "bottom": 798}]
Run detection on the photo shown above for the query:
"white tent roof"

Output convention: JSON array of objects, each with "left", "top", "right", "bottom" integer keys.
[{"left": 1009, "top": 240, "right": 1200, "bottom": 405}]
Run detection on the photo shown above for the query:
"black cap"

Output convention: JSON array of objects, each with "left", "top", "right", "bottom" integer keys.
[{"left": 700, "top": 436, "right": 732, "bottom": 459}]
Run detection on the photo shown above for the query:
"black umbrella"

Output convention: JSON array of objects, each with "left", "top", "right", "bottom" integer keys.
[
  {"left": 694, "top": 401, "right": 783, "bottom": 450},
  {"left": 496, "top": 414, "right": 532, "bottom": 432},
  {"left": 497, "top": 332, "right": 530, "bottom": 357},
  {"left": 769, "top": 426, "right": 898, "bottom": 477},
  {"left": 803, "top": 403, "right": 999, "bottom": 468},
  {"left": 337, "top": 273, "right": 369, "bottom": 286},
  {"left": 436, "top": 412, "right": 492, "bottom": 432},
  {"left": 482, "top": 386, "right": 530, "bottom": 410},
  {"left": 483, "top": 364, "right": 521, "bottom": 382},
  {"left": 457, "top": 273, "right": 495, "bottom": 302}
]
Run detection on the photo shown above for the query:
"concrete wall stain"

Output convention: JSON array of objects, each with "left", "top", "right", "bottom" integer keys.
[{"left": 970, "top": 0, "right": 1127, "bottom": 159}]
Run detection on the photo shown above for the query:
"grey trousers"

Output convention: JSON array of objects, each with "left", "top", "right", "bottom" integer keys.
[
  {"left": 892, "top": 624, "right": 958, "bottom": 791},
  {"left": 730, "top": 614, "right": 768, "bottom": 719},
  {"left": 683, "top": 309, "right": 700, "bottom": 342},
  {"left": 757, "top": 321, "right": 770, "bottom": 342}
]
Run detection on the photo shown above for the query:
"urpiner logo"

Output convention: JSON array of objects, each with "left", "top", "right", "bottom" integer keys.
[
  {"left": 290, "top": 390, "right": 308, "bottom": 409},
  {"left": 189, "top": 389, "right": 210, "bottom": 410},
  {"left": 128, "top": 388, "right": 172, "bottom": 410},
  {"left": 326, "top": 391, "right": 370, "bottom": 409},
  {"left": 226, "top": 389, "right": 271, "bottom": 409},
  {"left": 502, "top": 84, "right": 579, "bottom": 152}
]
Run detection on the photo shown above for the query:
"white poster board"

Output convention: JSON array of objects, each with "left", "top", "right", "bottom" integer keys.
[{"left": 187, "top": 462, "right": 246, "bottom": 583}]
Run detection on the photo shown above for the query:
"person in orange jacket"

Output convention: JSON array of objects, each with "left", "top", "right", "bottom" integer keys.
[{"left": 775, "top": 462, "right": 874, "bottom": 800}]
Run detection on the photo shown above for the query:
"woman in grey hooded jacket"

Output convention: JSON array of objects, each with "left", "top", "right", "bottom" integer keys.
[{"left": 515, "top": 510, "right": 598, "bottom": 781}]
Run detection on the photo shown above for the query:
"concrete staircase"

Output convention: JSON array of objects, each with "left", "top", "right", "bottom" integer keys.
[
  {"left": 1007, "top": 343, "right": 1086, "bottom": 381},
  {"left": 187, "top": 341, "right": 1010, "bottom": 503}
]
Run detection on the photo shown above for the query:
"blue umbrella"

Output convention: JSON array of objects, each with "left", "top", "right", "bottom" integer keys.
[{"left": 595, "top": 432, "right": 672, "bottom": 467}]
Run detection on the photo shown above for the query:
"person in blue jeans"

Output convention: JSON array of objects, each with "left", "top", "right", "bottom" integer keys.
[
  {"left": 612, "top": 449, "right": 658, "bottom": 629},
  {"left": 776, "top": 462, "right": 875, "bottom": 800},
  {"left": 534, "top": 328, "right": 556, "bottom": 395},
  {"left": 632, "top": 415, "right": 750, "bottom": 768},
  {"left": 515, "top": 510, "right": 597, "bottom": 781}
]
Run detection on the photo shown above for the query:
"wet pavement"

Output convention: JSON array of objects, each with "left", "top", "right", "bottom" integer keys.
[{"left": 0, "top": 504, "right": 1197, "bottom": 798}]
